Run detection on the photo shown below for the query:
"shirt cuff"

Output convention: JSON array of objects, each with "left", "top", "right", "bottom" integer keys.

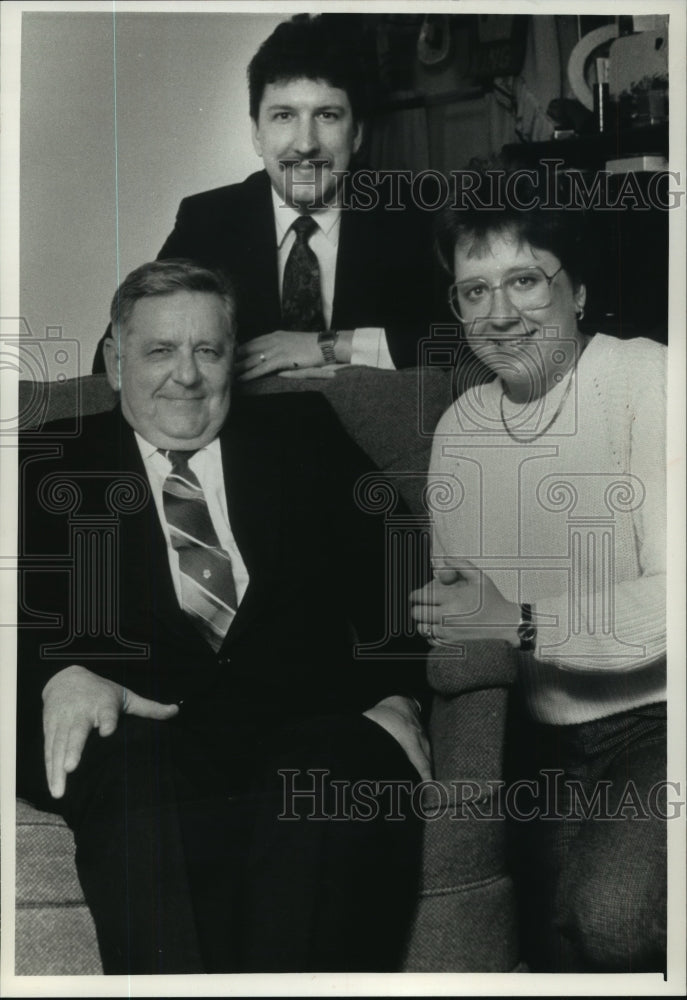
[{"left": 350, "top": 328, "right": 395, "bottom": 369}]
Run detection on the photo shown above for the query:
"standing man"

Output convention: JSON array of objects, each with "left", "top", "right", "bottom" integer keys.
[
  {"left": 19, "top": 260, "right": 430, "bottom": 974},
  {"left": 92, "top": 14, "right": 441, "bottom": 377}
]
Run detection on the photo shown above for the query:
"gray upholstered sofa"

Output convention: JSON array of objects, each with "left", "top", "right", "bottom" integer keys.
[{"left": 15, "top": 366, "right": 520, "bottom": 975}]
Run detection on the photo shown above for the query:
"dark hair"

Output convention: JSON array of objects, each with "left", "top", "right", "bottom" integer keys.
[
  {"left": 110, "top": 259, "right": 236, "bottom": 337},
  {"left": 248, "top": 14, "right": 367, "bottom": 123},
  {"left": 436, "top": 157, "right": 589, "bottom": 290}
]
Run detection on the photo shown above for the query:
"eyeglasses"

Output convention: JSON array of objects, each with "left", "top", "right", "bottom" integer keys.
[{"left": 448, "top": 265, "right": 564, "bottom": 323}]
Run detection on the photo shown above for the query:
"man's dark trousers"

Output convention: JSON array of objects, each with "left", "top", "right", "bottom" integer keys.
[{"left": 47, "top": 699, "right": 423, "bottom": 973}]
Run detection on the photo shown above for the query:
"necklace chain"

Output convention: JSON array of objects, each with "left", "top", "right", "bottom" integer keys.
[{"left": 500, "top": 366, "right": 576, "bottom": 443}]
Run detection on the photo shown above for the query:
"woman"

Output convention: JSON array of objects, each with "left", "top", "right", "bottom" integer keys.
[{"left": 411, "top": 164, "right": 667, "bottom": 972}]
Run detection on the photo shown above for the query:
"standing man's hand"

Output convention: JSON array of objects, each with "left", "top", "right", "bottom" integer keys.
[
  {"left": 235, "top": 331, "right": 324, "bottom": 380},
  {"left": 363, "top": 694, "right": 432, "bottom": 782},
  {"left": 42, "top": 664, "right": 179, "bottom": 799},
  {"left": 235, "top": 329, "right": 353, "bottom": 380}
]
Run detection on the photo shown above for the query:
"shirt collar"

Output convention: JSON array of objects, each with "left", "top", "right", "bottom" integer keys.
[
  {"left": 135, "top": 431, "right": 222, "bottom": 465},
  {"left": 271, "top": 185, "right": 341, "bottom": 248}
]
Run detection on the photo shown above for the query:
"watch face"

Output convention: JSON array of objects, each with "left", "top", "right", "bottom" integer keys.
[{"left": 517, "top": 622, "right": 536, "bottom": 651}]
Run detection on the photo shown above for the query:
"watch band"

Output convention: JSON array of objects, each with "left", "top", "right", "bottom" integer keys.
[
  {"left": 517, "top": 603, "right": 537, "bottom": 652},
  {"left": 317, "top": 329, "right": 339, "bottom": 365}
]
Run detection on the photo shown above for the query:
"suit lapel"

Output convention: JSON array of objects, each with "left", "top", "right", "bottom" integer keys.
[{"left": 217, "top": 410, "right": 285, "bottom": 647}]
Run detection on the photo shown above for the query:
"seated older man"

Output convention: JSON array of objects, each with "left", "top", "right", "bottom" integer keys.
[{"left": 17, "top": 260, "right": 430, "bottom": 974}]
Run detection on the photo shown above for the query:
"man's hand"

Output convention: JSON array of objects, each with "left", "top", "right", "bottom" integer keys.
[
  {"left": 363, "top": 694, "right": 432, "bottom": 782},
  {"left": 235, "top": 331, "right": 325, "bottom": 381},
  {"left": 42, "top": 665, "right": 179, "bottom": 799},
  {"left": 410, "top": 558, "right": 520, "bottom": 647}
]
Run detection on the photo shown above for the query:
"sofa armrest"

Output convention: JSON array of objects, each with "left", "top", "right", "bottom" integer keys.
[{"left": 401, "top": 640, "right": 521, "bottom": 972}]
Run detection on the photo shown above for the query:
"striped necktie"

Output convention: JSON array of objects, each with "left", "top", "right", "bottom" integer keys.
[
  {"left": 161, "top": 450, "right": 237, "bottom": 652},
  {"left": 281, "top": 215, "right": 325, "bottom": 331}
]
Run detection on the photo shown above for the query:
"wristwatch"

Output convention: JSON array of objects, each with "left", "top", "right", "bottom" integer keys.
[
  {"left": 517, "top": 603, "right": 537, "bottom": 652},
  {"left": 318, "top": 329, "right": 339, "bottom": 365}
]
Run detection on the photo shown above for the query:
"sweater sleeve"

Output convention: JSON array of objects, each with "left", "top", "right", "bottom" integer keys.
[{"left": 535, "top": 342, "right": 666, "bottom": 672}]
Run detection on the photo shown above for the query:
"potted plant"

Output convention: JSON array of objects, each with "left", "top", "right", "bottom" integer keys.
[{"left": 620, "top": 73, "right": 669, "bottom": 124}]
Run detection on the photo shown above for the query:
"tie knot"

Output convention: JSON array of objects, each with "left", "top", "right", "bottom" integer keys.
[
  {"left": 162, "top": 449, "right": 197, "bottom": 473},
  {"left": 291, "top": 215, "right": 319, "bottom": 243}
]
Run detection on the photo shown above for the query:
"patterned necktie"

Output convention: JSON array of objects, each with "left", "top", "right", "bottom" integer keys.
[
  {"left": 281, "top": 215, "right": 325, "bottom": 331},
  {"left": 161, "top": 450, "right": 237, "bottom": 652}
]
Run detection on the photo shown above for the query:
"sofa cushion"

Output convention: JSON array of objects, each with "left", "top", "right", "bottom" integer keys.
[
  {"left": 16, "top": 800, "right": 84, "bottom": 905},
  {"left": 15, "top": 907, "right": 102, "bottom": 976},
  {"left": 15, "top": 799, "right": 103, "bottom": 975},
  {"left": 18, "top": 374, "right": 116, "bottom": 430}
]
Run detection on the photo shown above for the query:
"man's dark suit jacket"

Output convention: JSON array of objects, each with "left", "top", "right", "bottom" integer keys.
[
  {"left": 17, "top": 392, "right": 426, "bottom": 797},
  {"left": 92, "top": 170, "right": 444, "bottom": 373}
]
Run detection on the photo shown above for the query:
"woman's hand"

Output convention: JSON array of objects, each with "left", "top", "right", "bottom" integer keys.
[{"left": 409, "top": 558, "right": 520, "bottom": 647}]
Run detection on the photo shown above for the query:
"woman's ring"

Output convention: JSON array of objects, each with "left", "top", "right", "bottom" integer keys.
[{"left": 259, "top": 353, "right": 266, "bottom": 363}]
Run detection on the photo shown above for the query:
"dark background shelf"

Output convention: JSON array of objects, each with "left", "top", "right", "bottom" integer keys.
[
  {"left": 502, "top": 122, "right": 668, "bottom": 171},
  {"left": 501, "top": 124, "right": 669, "bottom": 344}
]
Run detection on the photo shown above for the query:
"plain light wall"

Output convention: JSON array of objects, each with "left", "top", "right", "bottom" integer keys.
[{"left": 20, "top": 11, "right": 286, "bottom": 371}]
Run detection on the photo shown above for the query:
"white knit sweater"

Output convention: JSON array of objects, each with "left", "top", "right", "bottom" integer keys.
[{"left": 430, "top": 334, "right": 666, "bottom": 724}]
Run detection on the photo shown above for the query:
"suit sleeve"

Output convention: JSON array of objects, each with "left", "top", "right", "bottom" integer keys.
[
  {"left": 16, "top": 434, "right": 121, "bottom": 744},
  {"left": 157, "top": 196, "right": 204, "bottom": 262},
  {"left": 378, "top": 205, "right": 452, "bottom": 371},
  {"left": 16, "top": 417, "right": 183, "bottom": 738}
]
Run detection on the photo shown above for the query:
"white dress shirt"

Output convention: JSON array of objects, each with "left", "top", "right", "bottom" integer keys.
[
  {"left": 271, "top": 189, "right": 395, "bottom": 369},
  {"left": 135, "top": 433, "right": 249, "bottom": 608}
]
